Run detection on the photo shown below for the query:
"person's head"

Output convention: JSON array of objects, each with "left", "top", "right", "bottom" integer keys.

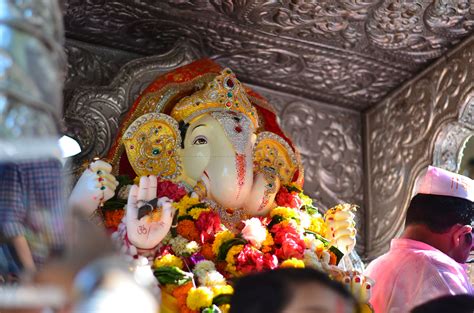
[
  {"left": 404, "top": 166, "right": 474, "bottom": 263},
  {"left": 230, "top": 268, "right": 358, "bottom": 313},
  {"left": 411, "top": 294, "right": 474, "bottom": 313}
]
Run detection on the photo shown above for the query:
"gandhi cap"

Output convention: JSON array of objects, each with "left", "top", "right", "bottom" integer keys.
[{"left": 415, "top": 166, "right": 474, "bottom": 202}]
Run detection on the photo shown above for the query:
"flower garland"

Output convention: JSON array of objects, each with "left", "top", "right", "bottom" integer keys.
[{"left": 142, "top": 180, "right": 348, "bottom": 313}]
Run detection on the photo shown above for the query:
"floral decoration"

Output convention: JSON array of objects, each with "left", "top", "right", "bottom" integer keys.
[{"left": 104, "top": 178, "right": 350, "bottom": 313}]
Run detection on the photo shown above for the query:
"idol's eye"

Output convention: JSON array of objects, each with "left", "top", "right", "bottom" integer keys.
[{"left": 193, "top": 135, "right": 208, "bottom": 145}]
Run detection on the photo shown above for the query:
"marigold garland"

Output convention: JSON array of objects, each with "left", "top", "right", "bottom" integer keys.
[{"left": 177, "top": 220, "right": 200, "bottom": 242}]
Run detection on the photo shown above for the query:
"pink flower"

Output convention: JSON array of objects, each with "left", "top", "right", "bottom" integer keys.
[
  {"left": 195, "top": 211, "right": 222, "bottom": 243},
  {"left": 271, "top": 223, "right": 305, "bottom": 260},
  {"left": 241, "top": 218, "right": 267, "bottom": 248},
  {"left": 156, "top": 180, "right": 187, "bottom": 201},
  {"left": 236, "top": 244, "right": 278, "bottom": 274},
  {"left": 275, "top": 187, "right": 303, "bottom": 209}
]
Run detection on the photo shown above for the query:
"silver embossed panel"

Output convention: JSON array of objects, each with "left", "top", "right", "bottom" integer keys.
[{"left": 63, "top": 0, "right": 474, "bottom": 111}]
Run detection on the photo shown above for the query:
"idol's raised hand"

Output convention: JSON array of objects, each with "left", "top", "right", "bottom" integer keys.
[
  {"left": 325, "top": 204, "right": 357, "bottom": 255},
  {"left": 69, "top": 160, "right": 119, "bottom": 216},
  {"left": 125, "top": 176, "right": 175, "bottom": 250}
]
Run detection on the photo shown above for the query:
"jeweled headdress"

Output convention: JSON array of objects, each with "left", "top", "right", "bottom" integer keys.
[{"left": 171, "top": 68, "right": 259, "bottom": 129}]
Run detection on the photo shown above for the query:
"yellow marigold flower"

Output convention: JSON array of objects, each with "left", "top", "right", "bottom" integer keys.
[
  {"left": 212, "top": 230, "right": 235, "bottom": 255},
  {"left": 270, "top": 206, "right": 299, "bottom": 220},
  {"left": 262, "top": 231, "right": 274, "bottom": 247},
  {"left": 225, "top": 245, "right": 244, "bottom": 264},
  {"left": 280, "top": 258, "right": 305, "bottom": 268},
  {"left": 188, "top": 207, "right": 211, "bottom": 220},
  {"left": 153, "top": 254, "right": 184, "bottom": 270},
  {"left": 225, "top": 244, "right": 244, "bottom": 276},
  {"left": 219, "top": 304, "right": 231, "bottom": 313},
  {"left": 173, "top": 195, "right": 201, "bottom": 216},
  {"left": 186, "top": 286, "right": 213, "bottom": 310},
  {"left": 299, "top": 193, "right": 313, "bottom": 206},
  {"left": 211, "top": 284, "right": 234, "bottom": 296},
  {"left": 308, "top": 216, "right": 326, "bottom": 236}
]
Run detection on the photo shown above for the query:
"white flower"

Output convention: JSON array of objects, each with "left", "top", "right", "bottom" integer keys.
[
  {"left": 299, "top": 211, "right": 311, "bottom": 229},
  {"left": 303, "top": 249, "right": 322, "bottom": 270},
  {"left": 304, "top": 235, "right": 325, "bottom": 250},
  {"left": 193, "top": 260, "right": 216, "bottom": 278},
  {"left": 169, "top": 235, "right": 200, "bottom": 256},
  {"left": 199, "top": 270, "right": 226, "bottom": 287},
  {"left": 241, "top": 218, "right": 267, "bottom": 248}
]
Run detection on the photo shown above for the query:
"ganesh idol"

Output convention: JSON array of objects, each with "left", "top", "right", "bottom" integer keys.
[{"left": 68, "top": 60, "right": 372, "bottom": 312}]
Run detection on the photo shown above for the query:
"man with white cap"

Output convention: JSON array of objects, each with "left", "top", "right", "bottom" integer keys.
[{"left": 365, "top": 166, "right": 474, "bottom": 313}]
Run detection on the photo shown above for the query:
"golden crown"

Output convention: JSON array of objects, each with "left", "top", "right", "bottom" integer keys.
[{"left": 171, "top": 68, "right": 259, "bottom": 129}]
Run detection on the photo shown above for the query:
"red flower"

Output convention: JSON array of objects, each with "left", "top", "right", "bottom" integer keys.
[
  {"left": 236, "top": 244, "right": 278, "bottom": 274},
  {"left": 271, "top": 223, "right": 305, "bottom": 260},
  {"left": 195, "top": 211, "right": 222, "bottom": 243},
  {"left": 275, "top": 187, "right": 303, "bottom": 209},
  {"left": 156, "top": 180, "right": 187, "bottom": 201}
]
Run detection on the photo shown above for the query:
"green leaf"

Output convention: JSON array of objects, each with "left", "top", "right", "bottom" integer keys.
[
  {"left": 268, "top": 215, "right": 284, "bottom": 230},
  {"left": 153, "top": 266, "right": 192, "bottom": 286},
  {"left": 329, "top": 246, "right": 344, "bottom": 266},
  {"left": 217, "top": 238, "right": 247, "bottom": 261},
  {"left": 304, "top": 230, "right": 330, "bottom": 247},
  {"left": 285, "top": 184, "right": 302, "bottom": 193},
  {"left": 213, "top": 294, "right": 232, "bottom": 306},
  {"left": 116, "top": 175, "right": 134, "bottom": 186},
  {"left": 177, "top": 215, "right": 194, "bottom": 222},
  {"left": 187, "top": 203, "right": 208, "bottom": 212},
  {"left": 303, "top": 204, "right": 319, "bottom": 216}
]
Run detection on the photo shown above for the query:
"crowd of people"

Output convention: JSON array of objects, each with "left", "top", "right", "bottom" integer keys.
[{"left": 0, "top": 163, "right": 473, "bottom": 313}]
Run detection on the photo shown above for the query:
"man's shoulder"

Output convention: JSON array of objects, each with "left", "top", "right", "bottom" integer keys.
[{"left": 365, "top": 248, "right": 432, "bottom": 275}]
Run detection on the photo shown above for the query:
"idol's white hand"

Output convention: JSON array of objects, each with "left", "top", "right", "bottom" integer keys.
[
  {"left": 125, "top": 176, "right": 175, "bottom": 250},
  {"left": 69, "top": 160, "right": 118, "bottom": 216}
]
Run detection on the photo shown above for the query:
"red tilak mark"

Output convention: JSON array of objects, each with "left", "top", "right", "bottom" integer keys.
[
  {"left": 235, "top": 126, "right": 242, "bottom": 133},
  {"left": 355, "top": 277, "right": 361, "bottom": 283},
  {"left": 98, "top": 178, "right": 104, "bottom": 182},
  {"left": 366, "top": 284, "right": 371, "bottom": 290},
  {"left": 235, "top": 154, "right": 246, "bottom": 200}
]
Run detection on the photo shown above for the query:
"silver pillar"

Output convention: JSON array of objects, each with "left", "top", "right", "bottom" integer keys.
[{"left": 0, "top": 0, "right": 65, "bottom": 160}]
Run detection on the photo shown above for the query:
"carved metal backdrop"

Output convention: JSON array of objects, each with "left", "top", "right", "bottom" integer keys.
[
  {"left": 63, "top": 0, "right": 474, "bottom": 111},
  {"left": 364, "top": 36, "right": 474, "bottom": 260}
]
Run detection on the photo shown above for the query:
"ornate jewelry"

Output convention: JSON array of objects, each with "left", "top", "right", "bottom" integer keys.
[
  {"left": 123, "top": 113, "right": 182, "bottom": 179},
  {"left": 171, "top": 68, "right": 259, "bottom": 129},
  {"left": 253, "top": 132, "right": 299, "bottom": 185}
]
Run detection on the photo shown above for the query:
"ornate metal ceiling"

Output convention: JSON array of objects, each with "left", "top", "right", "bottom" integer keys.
[{"left": 64, "top": 1, "right": 473, "bottom": 110}]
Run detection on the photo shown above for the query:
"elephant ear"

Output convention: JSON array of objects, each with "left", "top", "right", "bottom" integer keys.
[
  {"left": 122, "top": 113, "right": 182, "bottom": 179},
  {"left": 253, "top": 132, "right": 300, "bottom": 186}
]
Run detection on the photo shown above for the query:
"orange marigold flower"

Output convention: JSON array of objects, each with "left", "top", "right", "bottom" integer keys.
[
  {"left": 201, "top": 243, "right": 215, "bottom": 260},
  {"left": 177, "top": 220, "right": 200, "bottom": 242},
  {"left": 172, "top": 282, "right": 193, "bottom": 298},
  {"left": 103, "top": 209, "right": 124, "bottom": 228},
  {"left": 172, "top": 283, "right": 198, "bottom": 313}
]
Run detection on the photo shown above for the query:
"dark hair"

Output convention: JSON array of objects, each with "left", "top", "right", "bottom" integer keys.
[
  {"left": 405, "top": 194, "right": 474, "bottom": 233},
  {"left": 411, "top": 294, "right": 474, "bottom": 313},
  {"left": 230, "top": 268, "right": 357, "bottom": 313}
]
